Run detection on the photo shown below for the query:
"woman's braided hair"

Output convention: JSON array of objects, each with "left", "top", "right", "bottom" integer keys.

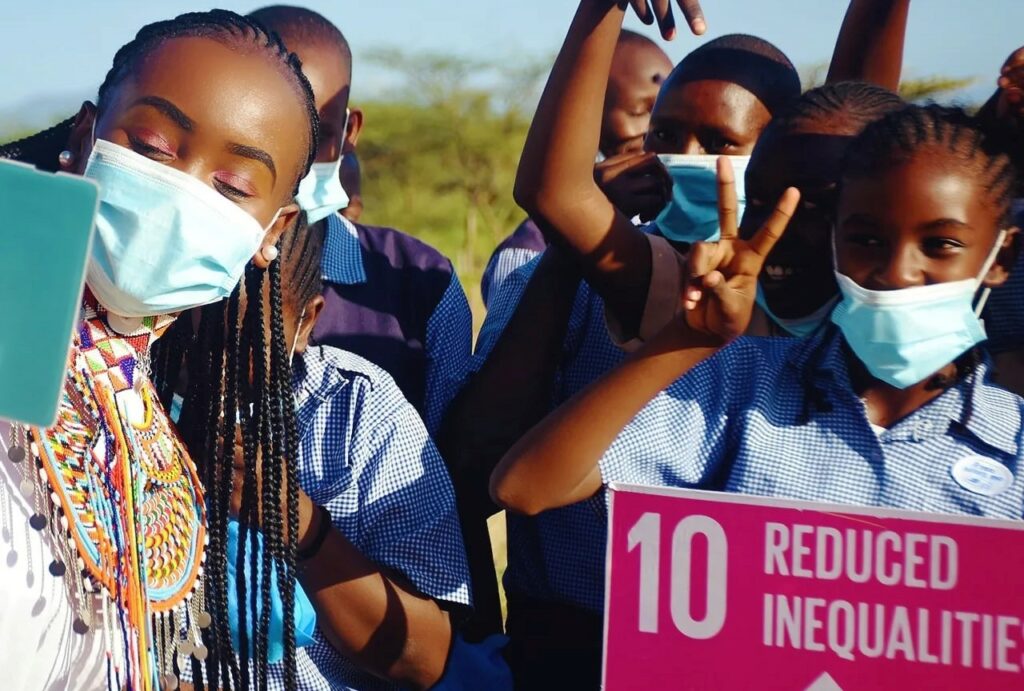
[{"left": 1, "top": 10, "right": 322, "bottom": 690}]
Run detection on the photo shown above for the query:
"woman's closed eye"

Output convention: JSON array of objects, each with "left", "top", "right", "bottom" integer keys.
[
  {"left": 213, "top": 173, "right": 256, "bottom": 201},
  {"left": 127, "top": 132, "right": 173, "bottom": 160}
]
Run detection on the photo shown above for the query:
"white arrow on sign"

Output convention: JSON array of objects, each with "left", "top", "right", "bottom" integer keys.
[{"left": 804, "top": 672, "right": 843, "bottom": 691}]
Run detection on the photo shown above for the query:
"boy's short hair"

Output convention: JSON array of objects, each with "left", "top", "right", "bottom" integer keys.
[
  {"left": 249, "top": 5, "right": 352, "bottom": 80},
  {"left": 668, "top": 33, "right": 800, "bottom": 115}
]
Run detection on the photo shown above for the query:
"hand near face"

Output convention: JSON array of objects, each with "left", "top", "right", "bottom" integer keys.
[
  {"left": 682, "top": 157, "right": 799, "bottom": 342},
  {"left": 594, "top": 151, "right": 673, "bottom": 221}
]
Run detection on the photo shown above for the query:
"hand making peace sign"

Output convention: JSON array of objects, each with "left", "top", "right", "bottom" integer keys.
[{"left": 682, "top": 157, "right": 801, "bottom": 342}]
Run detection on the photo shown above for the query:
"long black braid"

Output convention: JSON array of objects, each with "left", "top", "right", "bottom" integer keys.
[
  {"left": 4, "top": 9, "right": 322, "bottom": 691},
  {"left": 153, "top": 213, "right": 325, "bottom": 690},
  {"left": 0, "top": 9, "right": 319, "bottom": 194}
]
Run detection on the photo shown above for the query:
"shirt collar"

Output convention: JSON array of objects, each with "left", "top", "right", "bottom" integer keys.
[
  {"left": 786, "top": 326, "right": 1021, "bottom": 456},
  {"left": 321, "top": 213, "right": 367, "bottom": 286},
  {"left": 291, "top": 346, "right": 352, "bottom": 436}
]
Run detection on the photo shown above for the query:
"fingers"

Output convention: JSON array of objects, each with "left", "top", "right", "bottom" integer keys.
[
  {"left": 998, "top": 64, "right": 1024, "bottom": 90},
  {"left": 749, "top": 187, "right": 800, "bottom": 258},
  {"left": 595, "top": 151, "right": 661, "bottom": 180},
  {"left": 651, "top": 0, "right": 677, "bottom": 40},
  {"left": 683, "top": 241, "right": 720, "bottom": 309},
  {"left": 716, "top": 156, "right": 738, "bottom": 240},
  {"left": 630, "top": 0, "right": 654, "bottom": 24},
  {"left": 1002, "top": 46, "right": 1024, "bottom": 73},
  {"left": 676, "top": 0, "right": 707, "bottom": 35}
]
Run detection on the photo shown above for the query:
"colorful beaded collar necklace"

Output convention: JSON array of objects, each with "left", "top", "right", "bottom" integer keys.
[{"left": 9, "top": 296, "right": 208, "bottom": 691}]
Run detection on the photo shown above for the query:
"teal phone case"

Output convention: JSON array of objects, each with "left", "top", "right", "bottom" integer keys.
[{"left": 0, "top": 159, "right": 99, "bottom": 428}]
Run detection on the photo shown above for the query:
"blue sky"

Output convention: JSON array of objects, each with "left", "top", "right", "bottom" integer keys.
[{"left": 2, "top": 0, "right": 1021, "bottom": 117}]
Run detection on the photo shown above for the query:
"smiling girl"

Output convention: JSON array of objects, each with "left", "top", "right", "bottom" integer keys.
[{"left": 492, "top": 103, "right": 1024, "bottom": 563}]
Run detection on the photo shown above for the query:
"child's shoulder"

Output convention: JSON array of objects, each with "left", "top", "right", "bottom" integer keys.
[
  {"left": 352, "top": 219, "right": 456, "bottom": 275},
  {"left": 300, "top": 344, "right": 403, "bottom": 400}
]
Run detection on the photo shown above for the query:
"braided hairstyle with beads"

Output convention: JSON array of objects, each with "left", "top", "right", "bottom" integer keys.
[{"left": 1, "top": 10, "right": 320, "bottom": 691}]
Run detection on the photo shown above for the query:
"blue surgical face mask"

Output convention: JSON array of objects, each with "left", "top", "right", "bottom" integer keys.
[
  {"left": 831, "top": 230, "right": 1006, "bottom": 389},
  {"left": 296, "top": 110, "right": 351, "bottom": 224},
  {"left": 84, "top": 139, "right": 279, "bottom": 317},
  {"left": 226, "top": 520, "right": 317, "bottom": 663},
  {"left": 655, "top": 154, "right": 749, "bottom": 244},
  {"left": 755, "top": 284, "right": 838, "bottom": 338}
]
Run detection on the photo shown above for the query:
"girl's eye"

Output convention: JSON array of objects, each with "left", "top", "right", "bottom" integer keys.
[
  {"left": 922, "top": 237, "right": 965, "bottom": 254},
  {"left": 844, "top": 233, "right": 883, "bottom": 248}
]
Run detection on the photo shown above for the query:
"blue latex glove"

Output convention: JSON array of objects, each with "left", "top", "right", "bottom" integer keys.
[
  {"left": 430, "top": 634, "right": 513, "bottom": 691},
  {"left": 226, "top": 519, "right": 318, "bottom": 662}
]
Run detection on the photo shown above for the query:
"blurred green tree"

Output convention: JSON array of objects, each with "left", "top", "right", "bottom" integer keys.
[{"left": 355, "top": 50, "right": 547, "bottom": 324}]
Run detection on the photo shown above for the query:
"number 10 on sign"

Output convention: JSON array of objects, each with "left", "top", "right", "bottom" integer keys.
[{"left": 628, "top": 511, "right": 728, "bottom": 639}]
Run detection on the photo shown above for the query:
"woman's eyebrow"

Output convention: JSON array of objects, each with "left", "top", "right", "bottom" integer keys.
[
  {"left": 129, "top": 96, "right": 194, "bottom": 132},
  {"left": 226, "top": 142, "right": 277, "bottom": 181}
]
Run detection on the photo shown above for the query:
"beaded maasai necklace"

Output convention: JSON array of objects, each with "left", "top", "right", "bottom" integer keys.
[{"left": 7, "top": 295, "right": 208, "bottom": 691}]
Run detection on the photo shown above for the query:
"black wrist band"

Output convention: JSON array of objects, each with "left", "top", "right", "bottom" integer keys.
[{"left": 297, "top": 504, "right": 332, "bottom": 563}]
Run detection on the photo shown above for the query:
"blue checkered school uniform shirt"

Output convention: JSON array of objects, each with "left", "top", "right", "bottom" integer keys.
[
  {"left": 268, "top": 345, "right": 472, "bottom": 690},
  {"left": 474, "top": 255, "right": 631, "bottom": 613},
  {"left": 476, "top": 257, "right": 1024, "bottom": 613},
  {"left": 319, "top": 214, "right": 473, "bottom": 435},
  {"left": 601, "top": 326, "right": 1024, "bottom": 520}
]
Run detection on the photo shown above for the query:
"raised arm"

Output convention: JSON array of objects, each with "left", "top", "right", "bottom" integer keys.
[
  {"left": 514, "top": 0, "right": 704, "bottom": 338},
  {"left": 492, "top": 161, "right": 798, "bottom": 515},
  {"left": 827, "top": 0, "right": 911, "bottom": 90}
]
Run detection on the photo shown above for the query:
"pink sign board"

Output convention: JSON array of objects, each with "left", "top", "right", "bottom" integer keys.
[{"left": 603, "top": 483, "right": 1024, "bottom": 690}]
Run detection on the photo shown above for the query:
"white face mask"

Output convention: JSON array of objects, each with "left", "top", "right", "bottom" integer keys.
[
  {"left": 295, "top": 109, "right": 350, "bottom": 223},
  {"left": 83, "top": 139, "right": 282, "bottom": 317},
  {"left": 289, "top": 309, "right": 306, "bottom": 365}
]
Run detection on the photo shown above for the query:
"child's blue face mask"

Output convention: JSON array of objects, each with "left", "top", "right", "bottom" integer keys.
[
  {"left": 831, "top": 230, "right": 1006, "bottom": 389},
  {"left": 226, "top": 519, "right": 317, "bottom": 663},
  {"left": 755, "top": 284, "right": 838, "bottom": 338},
  {"left": 654, "top": 154, "right": 750, "bottom": 244},
  {"left": 296, "top": 109, "right": 351, "bottom": 224},
  {"left": 83, "top": 139, "right": 280, "bottom": 317}
]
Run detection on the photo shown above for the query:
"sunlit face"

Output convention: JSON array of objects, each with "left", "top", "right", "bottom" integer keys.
[
  {"left": 76, "top": 36, "right": 310, "bottom": 227},
  {"left": 835, "top": 151, "right": 1007, "bottom": 291},
  {"left": 644, "top": 78, "right": 771, "bottom": 156},
  {"left": 601, "top": 42, "right": 673, "bottom": 157}
]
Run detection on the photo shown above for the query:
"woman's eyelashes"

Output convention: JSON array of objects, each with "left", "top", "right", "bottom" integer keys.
[
  {"left": 127, "top": 132, "right": 174, "bottom": 160},
  {"left": 213, "top": 174, "right": 255, "bottom": 201}
]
